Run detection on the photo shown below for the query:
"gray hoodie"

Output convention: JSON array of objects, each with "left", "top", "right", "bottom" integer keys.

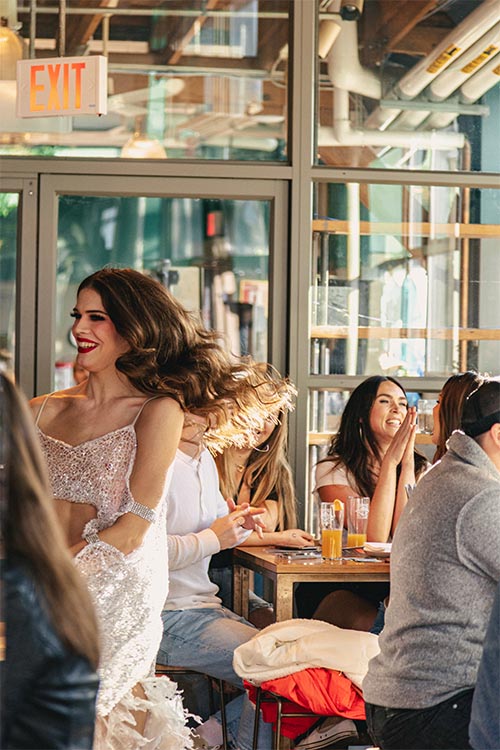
[{"left": 363, "top": 431, "right": 500, "bottom": 709}]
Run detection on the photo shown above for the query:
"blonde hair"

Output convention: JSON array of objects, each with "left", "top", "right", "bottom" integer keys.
[
  {"left": 216, "top": 366, "right": 297, "bottom": 530},
  {"left": 1, "top": 373, "right": 100, "bottom": 669}
]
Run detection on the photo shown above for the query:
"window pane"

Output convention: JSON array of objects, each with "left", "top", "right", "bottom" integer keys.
[
  {"left": 3, "top": 1, "right": 291, "bottom": 162},
  {"left": 0, "top": 192, "right": 19, "bottom": 370},
  {"left": 316, "top": 3, "right": 500, "bottom": 172},
  {"left": 311, "top": 182, "right": 500, "bottom": 377},
  {"left": 54, "top": 194, "right": 270, "bottom": 388}
]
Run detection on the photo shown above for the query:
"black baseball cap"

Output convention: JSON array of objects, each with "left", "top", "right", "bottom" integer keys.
[{"left": 462, "top": 377, "right": 500, "bottom": 438}]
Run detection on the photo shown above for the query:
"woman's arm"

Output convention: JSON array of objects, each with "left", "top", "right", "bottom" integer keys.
[
  {"left": 367, "top": 407, "right": 417, "bottom": 542},
  {"left": 235, "top": 497, "right": 313, "bottom": 547},
  {"left": 241, "top": 528, "right": 315, "bottom": 547},
  {"left": 86, "top": 397, "right": 184, "bottom": 555}
]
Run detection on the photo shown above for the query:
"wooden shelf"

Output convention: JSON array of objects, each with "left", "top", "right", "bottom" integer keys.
[
  {"left": 310, "top": 325, "right": 500, "bottom": 341},
  {"left": 312, "top": 219, "right": 500, "bottom": 239},
  {"left": 309, "top": 431, "right": 434, "bottom": 446}
]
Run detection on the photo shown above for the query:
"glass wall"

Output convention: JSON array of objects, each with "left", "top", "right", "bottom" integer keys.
[
  {"left": 315, "top": 1, "right": 500, "bottom": 172},
  {"left": 0, "top": 192, "right": 19, "bottom": 368},
  {"left": 53, "top": 194, "right": 271, "bottom": 386},
  {"left": 310, "top": 182, "right": 500, "bottom": 379},
  {"left": 1, "top": 0, "right": 291, "bottom": 162},
  {"left": 2, "top": 0, "right": 499, "bottom": 526},
  {"left": 305, "top": 178, "right": 500, "bottom": 526}
]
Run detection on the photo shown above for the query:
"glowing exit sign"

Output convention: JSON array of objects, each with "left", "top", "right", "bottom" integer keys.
[{"left": 16, "top": 55, "right": 107, "bottom": 117}]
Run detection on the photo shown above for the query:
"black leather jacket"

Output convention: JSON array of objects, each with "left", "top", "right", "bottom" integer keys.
[{"left": 1, "top": 557, "right": 99, "bottom": 749}]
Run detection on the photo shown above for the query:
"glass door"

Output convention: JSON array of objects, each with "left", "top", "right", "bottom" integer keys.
[
  {"left": 0, "top": 176, "right": 38, "bottom": 394},
  {"left": 37, "top": 174, "right": 288, "bottom": 394}
]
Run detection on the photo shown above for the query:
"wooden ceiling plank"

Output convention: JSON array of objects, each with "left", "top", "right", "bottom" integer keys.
[
  {"left": 391, "top": 25, "right": 447, "bottom": 57},
  {"left": 385, "top": 0, "right": 439, "bottom": 50}
]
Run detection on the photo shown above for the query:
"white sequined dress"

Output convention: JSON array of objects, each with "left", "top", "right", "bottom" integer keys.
[{"left": 36, "top": 403, "right": 192, "bottom": 750}]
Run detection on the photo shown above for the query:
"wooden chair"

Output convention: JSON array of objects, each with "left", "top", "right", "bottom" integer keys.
[{"left": 155, "top": 663, "right": 229, "bottom": 750}]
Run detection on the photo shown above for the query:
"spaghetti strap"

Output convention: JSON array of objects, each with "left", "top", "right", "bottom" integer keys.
[
  {"left": 131, "top": 396, "right": 160, "bottom": 426},
  {"left": 34, "top": 393, "right": 54, "bottom": 426}
]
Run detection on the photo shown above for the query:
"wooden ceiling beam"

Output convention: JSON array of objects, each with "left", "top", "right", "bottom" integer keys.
[
  {"left": 166, "top": 0, "right": 220, "bottom": 65},
  {"left": 390, "top": 25, "right": 446, "bottom": 57},
  {"left": 65, "top": 0, "right": 119, "bottom": 56},
  {"left": 361, "top": 0, "right": 440, "bottom": 67}
]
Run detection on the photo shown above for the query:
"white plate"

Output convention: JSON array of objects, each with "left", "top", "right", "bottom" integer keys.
[{"left": 363, "top": 542, "right": 392, "bottom": 558}]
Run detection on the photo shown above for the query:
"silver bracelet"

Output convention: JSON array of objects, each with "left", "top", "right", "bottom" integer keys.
[
  {"left": 83, "top": 530, "right": 100, "bottom": 545},
  {"left": 128, "top": 500, "right": 157, "bottom": 524}
]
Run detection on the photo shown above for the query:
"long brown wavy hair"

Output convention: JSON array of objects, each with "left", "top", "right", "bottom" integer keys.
[
  {"left": 433, "top": 371, "right": 485, "bottom": 462},
  {"left": 1, "top": 373, "right": 99, "bottom": 669},
  {"left": 216, "top": 408, "right": 297, "bottom": 530},
  {"left": 319, "top": 375, "right": 428, "bottom": 498},
  {"left": 78, "top": 268, "right": 293, "bottom": 451}
]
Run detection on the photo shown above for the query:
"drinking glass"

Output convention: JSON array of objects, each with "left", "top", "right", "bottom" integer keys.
[
  {"left": 346, "top": 496, "right": 370, "bottom": 547},
  {"left": 417, "top": 398, "right": 435, "bottom": 434},
  {"left": 320, "top": 500, "right": 344, "bottom": 560}
]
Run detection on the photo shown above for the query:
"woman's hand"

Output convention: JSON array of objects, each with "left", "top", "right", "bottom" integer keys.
[
  {"left": 383, "top": 407, "right": 417, "bottom": 468},
  {"left": 274, "top": 529, "right": 316, "bottom": 547},
  {"left": 53, "top": 498, "right": 97, "bottom": 548},
  {"left": 210, "top": 503, "right": 266, "bottom": 549}
]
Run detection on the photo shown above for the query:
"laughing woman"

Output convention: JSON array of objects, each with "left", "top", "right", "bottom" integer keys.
[
  {"left": 30, "top": 267, "right": 277, "bottom": 749},
  {"left": 297, "top": 375, "right": 428, "bottom": 630}
]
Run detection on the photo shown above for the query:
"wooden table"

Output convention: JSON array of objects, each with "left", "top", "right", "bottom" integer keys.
[{"left": 233, "top": 546, "right": 390, "bottom": 622}]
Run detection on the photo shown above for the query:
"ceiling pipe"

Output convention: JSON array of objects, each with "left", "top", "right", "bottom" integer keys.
[
  {"left": 460, "top": 52, "right": 500, "bottom": 103},
  {"left": 326, "top": 17, "right": 381, "bottom": 99},
  {"left": 389, "top": 22, "right": 500, "bottom": 131},
  {"left": 429, "top": 21, "right": 500, "bottom": 101},
  {"left": 364, "top": 0, "right": 500, "bottom": 131},
  {"left": 425, "top": 53, "right": 500, "bottom": 129},
  {"left": 318, "top": 88, "right": 465, "bottom": 149},
  {"left": 395, "top": 0, "right": 500, "bottom": 100}
]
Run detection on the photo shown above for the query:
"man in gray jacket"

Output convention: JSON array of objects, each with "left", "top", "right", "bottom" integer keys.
[{"left": 363, "top": 377, "right": 500, "bottom": 750}]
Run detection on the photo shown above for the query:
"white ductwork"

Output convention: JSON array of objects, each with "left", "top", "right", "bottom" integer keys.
[
  {"left": 395, "top": 0, "right": 500, "bottom": 100},
  {"left": 319, "top": 88, "right": 465, "bottom": 149},
  {"left": 460, "top": 52, "right": 500, "bottom": 102},
  {"left": 364, "top": 0, "right": 500, "bottom": 131},
  {"left": 429, "top": 21, "right": 500, "bottom": 101},
  {"left": 425, "top": 53, "right": 500, "bottom": 129},
  {"left": 326, "top": 18, "right": 381, "bottom": 99}
]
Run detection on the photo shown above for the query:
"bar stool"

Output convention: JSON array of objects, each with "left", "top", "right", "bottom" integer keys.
[
  {"left": 252, "top": 686, "right": 323, "bottom": 750},
  {"left": 155, "top": 663, "right": 229, "bottom": 750}
]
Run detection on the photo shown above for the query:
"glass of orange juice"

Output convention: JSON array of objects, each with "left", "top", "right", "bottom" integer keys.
[
  {"left": 320, "top": 500, "right": 344, "bottom": 560},
  {"left": 347, "top": 496, "right": 370, "bottom": 547}
]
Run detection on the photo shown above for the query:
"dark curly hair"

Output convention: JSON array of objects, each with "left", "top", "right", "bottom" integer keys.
[{"left": 320, "top": 375, "right": 427, "bottom": 498}]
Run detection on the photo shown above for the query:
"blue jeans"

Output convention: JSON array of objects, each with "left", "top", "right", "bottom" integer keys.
[
  {"left": 158, "top": 607, "right": 272, "bottom": 750},
  {"left": 366, "top": 689, "right": 474, "bottom": 749},
  {"left": 210, "top": 565, "right": 273, "bottom": 615}
]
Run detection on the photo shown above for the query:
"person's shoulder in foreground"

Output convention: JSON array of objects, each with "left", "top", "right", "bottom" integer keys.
[
  {"left": 469, "top": 581, "right": 500, "bottom": 750},
  {"left": 362, "top": 378, "right": 500, "bottom": 749}
]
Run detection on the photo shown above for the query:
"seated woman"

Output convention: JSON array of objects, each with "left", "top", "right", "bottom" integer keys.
[
  {"left": 297, "top": 375, "right": 428, "bottom": 631},
  {"left": 431, "top": 370, "right": 484, "bottom": 463},
  {"left": 1, "top": 372, "right": 100, "bottom": 750},
  {"left": 211, "top": 367, "right": 314, "bottom": 627}
]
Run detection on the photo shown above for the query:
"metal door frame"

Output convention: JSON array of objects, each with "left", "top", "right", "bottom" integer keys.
[
  {"left": 37, "top": 172, "right": 289, "bottom": 396},
  {"left": 0, "top": 174, "right": 38, "bottom": 395}
]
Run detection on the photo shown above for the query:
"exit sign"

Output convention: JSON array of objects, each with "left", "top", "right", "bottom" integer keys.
[{"left": 16, "top": 55, "right": 107, "bottom": 117}]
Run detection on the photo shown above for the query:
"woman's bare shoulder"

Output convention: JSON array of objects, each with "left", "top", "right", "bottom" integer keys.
[
  {"left": 29, "top": 386, "right": 83, "bottom": 418},
  {"left": 136, "top": 394, "right": 183, "bottom": 429}
]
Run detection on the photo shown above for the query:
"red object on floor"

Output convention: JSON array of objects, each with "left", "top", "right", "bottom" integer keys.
[{"left": 245, "top": 667, "right": 365, "bottom": 739}]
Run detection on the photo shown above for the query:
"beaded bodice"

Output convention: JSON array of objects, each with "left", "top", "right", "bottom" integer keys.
[{"left": 37, "top": 424, "right": 136, "bottom": 525}]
